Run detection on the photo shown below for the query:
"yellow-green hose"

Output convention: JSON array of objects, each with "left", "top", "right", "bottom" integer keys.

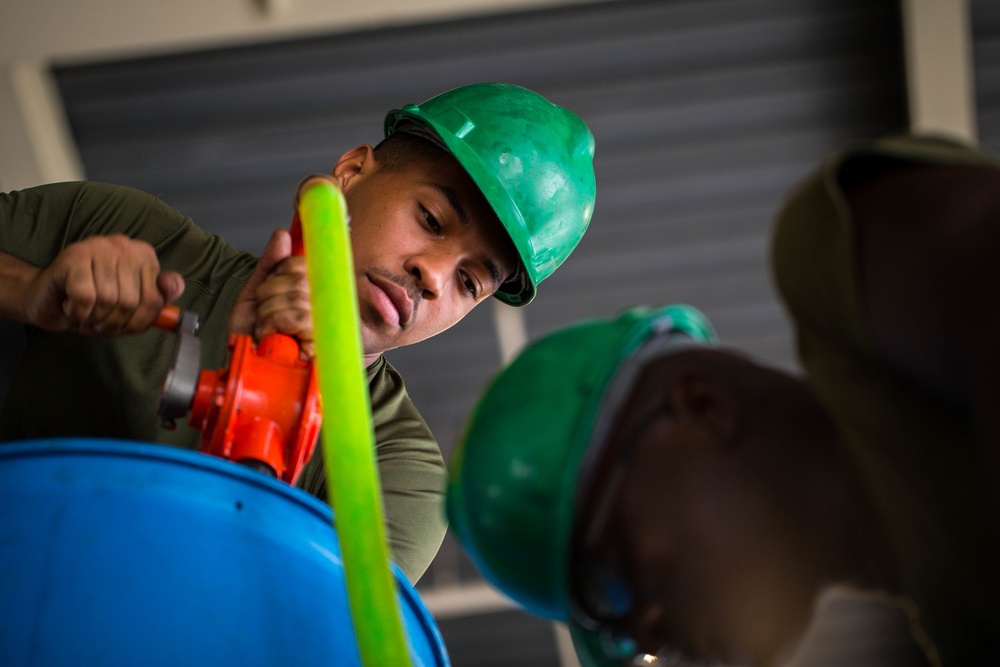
[{"left": 298, "top": 182, "right": 411, "bottom": 667}]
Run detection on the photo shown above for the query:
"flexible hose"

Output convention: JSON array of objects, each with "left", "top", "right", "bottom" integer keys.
[{"left": 298, "top": 182, "right": 412, "bottom": 667}]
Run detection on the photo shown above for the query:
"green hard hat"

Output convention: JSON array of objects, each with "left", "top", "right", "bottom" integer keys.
[
  {"left": 385, "top": 82, "right": 596, "bottom": 306},
  {"left": 446, "top": 305, "right": 717, "bottom": 665}
]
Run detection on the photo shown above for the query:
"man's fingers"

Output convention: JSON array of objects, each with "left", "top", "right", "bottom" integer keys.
[
  {"left": 158, "top": 271, "right": 186, "bottom": 304},
  {"left": 100, "top": 260, "right": 145, "bottom": 334},
  {"left": 254, "top": 292, "right": 312, "bottom": 336},
  {"left": 228, "top": 228, "right": 293, "bottom": 338},
  {"left": 60, "top": 262, "right": 99, "bottom": 325},
  {"left": 120, "top": 267, "right": 185, "bottom": 335},
  {"left": 246, "top": 229, "right": 292, "bottom": 292},
  {"left": 47, "top": 236, "right": 179, "bottom": 336}
]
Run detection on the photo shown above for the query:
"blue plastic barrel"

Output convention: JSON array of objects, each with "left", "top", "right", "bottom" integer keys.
[{"left": 0, "top": 438, "right": 450, "bottom": 667}]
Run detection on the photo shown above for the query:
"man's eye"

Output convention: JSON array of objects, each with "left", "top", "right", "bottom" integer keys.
[
  {"left": 421, "top": 207, "right": 442, "bottom": 233},
  {"left": 461, "top": 272, "right": 478, "bottom": 298}
]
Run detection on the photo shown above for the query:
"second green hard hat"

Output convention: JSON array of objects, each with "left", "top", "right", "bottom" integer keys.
[
  {"left": 446, "top": 305, "right": 717, "bottom": 620},
  {"left": 385, "top": 82, "right": 596, "bottom": 306}
]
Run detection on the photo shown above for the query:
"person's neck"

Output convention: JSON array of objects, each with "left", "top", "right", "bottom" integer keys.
[
  {"left": 838, "top": 449, "right": 898, "bottom": 594},
  {"left": 766, "top": 387, "right": 895, "bottom": 595},
  {"left": 804, "top": 425, "right": 896, "bottom": 594}
]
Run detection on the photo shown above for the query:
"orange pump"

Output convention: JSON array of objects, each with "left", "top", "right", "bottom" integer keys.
[
  {"left": 189, "top": 325, "right": 321, "bottom": 484},
  {"left": 157, "top": 213, "right": 322, "bottom": 485},
  {"left": 194, "top": 212, "right": 320, "bottom": 484}
]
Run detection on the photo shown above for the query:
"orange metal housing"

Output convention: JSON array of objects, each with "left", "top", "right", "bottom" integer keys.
[{"left": 189, "top": 331, "right": 322, "bottom": 485}]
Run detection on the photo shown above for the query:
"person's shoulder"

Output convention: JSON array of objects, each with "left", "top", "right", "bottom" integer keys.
[
  {"left": 367, "top": 355, "right": 430, "bottom": 427},
  {"left": 834, "top": 133, "right": 999, "bottom": 171},
  {"left": 368, "top": 354, "right": 405, "bottom": 392},
  {"left": 3, "top": 181, "right": 124, "bottom": 206},
  {"left": 52, "top": 181, "right": 191, "bottom": 229},
  {"left": 55, "top": 180, "right": 173, "bottom": 205}
]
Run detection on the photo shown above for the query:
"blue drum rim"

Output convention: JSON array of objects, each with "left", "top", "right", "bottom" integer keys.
[
  {"left": 0, "top": 436, "right": 331, "bottom": 516},
  {"left": 0, "top": 436, "right": 452, "bottom": 666}
]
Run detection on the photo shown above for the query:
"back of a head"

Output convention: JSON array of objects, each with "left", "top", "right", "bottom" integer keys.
[
  {"left": 673, "top": 348, "right": 835, "bottom": 439},
  {"left": 384, "top": 82, "right": 596, "bottom": 306},
  {"left": 446, "top": 305, "right": 717, "bottom": 632}
]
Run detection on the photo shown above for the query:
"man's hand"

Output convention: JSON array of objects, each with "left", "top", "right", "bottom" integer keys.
[
  {"left": 228, "top": 228, "right": 315, "bottom": 360},
  {"left": 256, "top": 250, "right": 314, "bottom": 360},
  {"left": 228, "top": 175, "right": 343, "bottom": 361},
  {"left": 9, "top": 235, "right": 184, "bottom": 336}
]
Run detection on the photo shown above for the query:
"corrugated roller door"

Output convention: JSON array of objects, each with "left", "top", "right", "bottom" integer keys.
[
  {"left": 48, "top": 2, "right": 907, "bottom": 664},
  {"left": 974, "top": 0, "right": 1000, "bottom": 151},
  {"left": 51, "top": 0, "right": 906, "bottom": 467}
]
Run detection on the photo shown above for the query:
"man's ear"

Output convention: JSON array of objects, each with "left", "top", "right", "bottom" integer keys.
[
  {"left": 331, "top": 144, "right": 375, "bottom": 188},
  {"left": 667, "top": 368, "right": 739, "bottom": 447}
]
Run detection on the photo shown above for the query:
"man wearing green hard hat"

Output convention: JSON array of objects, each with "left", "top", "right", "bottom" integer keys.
[
  {"left": 0, "top": 82, "right": 596, "bottom": 582},
  {"left": 448, "top": 135, "right": 1000, "bottom": 666}
]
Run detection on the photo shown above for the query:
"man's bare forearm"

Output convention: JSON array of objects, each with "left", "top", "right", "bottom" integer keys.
[{"left": 0, "top": 250, "right": 40, "bottom": 324}]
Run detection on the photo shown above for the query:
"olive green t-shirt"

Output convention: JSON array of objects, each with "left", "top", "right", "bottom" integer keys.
[
  {"left": 771, "top": 135, "right": 998, "bottom": 665},
  {"left": 0, "top": 181, "right": 446, "bottom": 582}
]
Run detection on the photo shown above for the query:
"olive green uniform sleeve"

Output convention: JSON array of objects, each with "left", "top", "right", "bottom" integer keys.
[
  {"left": 296, "top": 356, "right": 447, "bottom": 584},
  {"left": 0, "top": 181, "right": 255, "bottom": 446}
]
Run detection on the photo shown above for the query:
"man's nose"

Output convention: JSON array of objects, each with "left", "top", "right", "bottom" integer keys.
[{"left": 406, "top": 252, "right": 451, "bottom": 300}]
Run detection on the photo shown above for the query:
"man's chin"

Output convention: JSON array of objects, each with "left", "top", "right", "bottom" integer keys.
[
  {"left": 359, "top": 328, "right": 387, "bottom": 361},
  {"left": 360, "top": 319, "right": 438, "bottom": 359},
  {"left": 360, "top": 332, "right": 406, "bottom": 361}
]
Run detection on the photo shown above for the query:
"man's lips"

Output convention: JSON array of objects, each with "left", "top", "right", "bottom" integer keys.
[{"left": 367, "top": 274, "right": 415, "bottom": 328}]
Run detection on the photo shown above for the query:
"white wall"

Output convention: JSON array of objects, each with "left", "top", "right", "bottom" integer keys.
[
  {"left": 1, "top": 0, "right": 597, "bottom": 63},
  {"left": 902, "top": 0, "right": 977, "bottom": 140},
  {"left": 0, "top": 0, "right": 596, "bottom": 191}
]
